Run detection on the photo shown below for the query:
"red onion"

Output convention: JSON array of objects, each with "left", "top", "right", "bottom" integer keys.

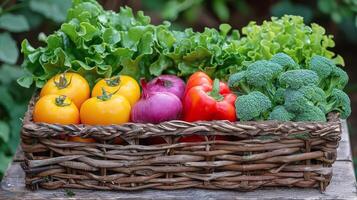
[
  {"left": 131, "top": 80, "right": 182, "bottom": 124},
  {"left": 146, "top": 75, "right": 185, "bottom": 99}
]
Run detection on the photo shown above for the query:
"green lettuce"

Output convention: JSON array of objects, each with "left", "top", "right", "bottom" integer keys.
[
  {"left": 19, "top": 0, "right": 344, "bottom": 88},
  {"left": 235, "top": 15, "right": 344, "bottom": 68}
]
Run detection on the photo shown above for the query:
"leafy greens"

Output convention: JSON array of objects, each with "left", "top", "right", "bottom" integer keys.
[{"left": 19, "top": 0, "right": 344, "bottom": 88}]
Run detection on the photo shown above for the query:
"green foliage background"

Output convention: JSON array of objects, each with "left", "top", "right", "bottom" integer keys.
[
  {"left": 0, "top": 0, "right": 356, "bottom": 178},
  {"left": 0, "top": 0, "right": 71, "bottom": 177}
]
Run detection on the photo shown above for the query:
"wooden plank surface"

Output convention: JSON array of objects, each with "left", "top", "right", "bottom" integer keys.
[{"left": 1, "top": 120, "right": 356, "bottom": 200}]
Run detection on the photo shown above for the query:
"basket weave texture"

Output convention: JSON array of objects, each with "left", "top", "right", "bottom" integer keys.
[{"left": 21, "top": 94, "right": 342, "bottom": 191}]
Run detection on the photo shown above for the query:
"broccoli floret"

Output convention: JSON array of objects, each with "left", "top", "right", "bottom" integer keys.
[
  {"left": 228, "top": 71, "right": 249, "bottom": 93},
  {"left": 309, "top": 55, "right": 334, "bottom": 79},
  {"left": 323, "top": 66, "right": 349, "bottom": 94},
  {"left": 284, "top": 89, "right": 314, "bottom": 113},
  {"left": 228, "top": 60, "right": 283, "bottom": 96},
  {"left": 270, "top": 53, "right": 299, "bottom": 70},
  {"left": 298, "top": 85, "right": 326, "bottom": 105},
  {"left": 279, "top": 69, "right": 319, "bottom": 89},
  {"left": 269, "top": 105, "right": 295, "bottom": 121},
  {"left": 322, "top": 89, "right": 351, "bottom": 119},
  {"left": 245, "top": 60, "right": 283, "bottom": 87},
  {"left": 235, "top": 91, "right": 272, "bottom": 121},
  {"left": 294, "top": 105, "right": 326, "bottom": 122},
  {"left": 273, "top": 88, "right": 285, "bottom": 105},
  {"left": 283, "top": 85, "right": 327, "bottom": 113},
  {"left": 309, "top": 55, "right": 349, "bottom": 95}
]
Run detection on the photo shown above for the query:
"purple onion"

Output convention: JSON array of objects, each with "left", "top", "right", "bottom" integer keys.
[
  {"left": 131, "top": 80, "right": 183, "bottom": 124},
  {"left": 146, "top": 75, "right": 185, "bottom": 99}
]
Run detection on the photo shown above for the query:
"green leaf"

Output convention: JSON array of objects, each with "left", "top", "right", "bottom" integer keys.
[
  {"left": 0, "top": 121, "right": 10, "bottom": 143},
  {"left": 178, "top": 62, "right": 198, "bottom": 76},
  {"left": 138, "top": 32, "right": 154, "bottom": 55},
  {"left": 21, "top": 39, "right": 36, "bottom": 55},
  {"left": 317, "top": 0, "right": 335, "bottom": 13},
  {"left": 0, "top": 32, "right": 18, "bottom": 64},
  {"left": 162, "top": 0, "right": 203, "bottom": 20},
  {"left": 119, "top": 55, "right": 145, "bottom": 80},
  {"left": 17, "top": 76, "right": 34, "bottom": 88},
  {"left": 212, "top": 0, "right": 230, "bottom": 21},
  {"left": 150, "top": 55, "right": 173, "bottom": 76},
  {"left": 16, "top": 8, "right": 44, "bottom": 29},
  {"left": 0, "top": 152, "right": 11, "bottom": 175},
  {"left": 270, "top": 1, "right": 313, "bottom": 23},
  {"left": 183, "top": 47, "right": 211, "bottom": 62},
  {"left": 141, "top": 0, "right": 166, "bottom": 11},
  {"left": 67, "top": 1, "right": 102, "bottom": 22},
  {"left": 0, "top": 13, "right": 29, "bottom": 32},
  {"left": 103, "top": 28, "right": 120, "bottom": 44},
  {"left": 29, "top": 0, "right": 72, "bottom": 23},
  {"left": 8, "top": 119, "right": 20, "bottom": 154},
  {"left": 183, "top": 4, "right": 200, "bottom": 23},
  {"left": 219, "top": 24, "right": 232, "bottom": 36},
  {"left": 0, "top": 86, "right": 14, "bottom": 113},
  {"left": 0, "top": 64, "right": 24, "bottom": 85},
  {"left": 157, "top": 28, "right": 176, "bottom": 49},
  {"left": 332, "top": 12, "right": 342, "bottom": 23}
]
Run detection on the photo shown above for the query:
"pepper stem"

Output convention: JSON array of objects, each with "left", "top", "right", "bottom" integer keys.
[
  {"left": 208, "top": 79, "right": 224, "bottom": 101},
  {"left": 54, "top": 71, "right": 72, "bottom": 89},
  {"left": 97, "top": 87, "right": 118, "bottom": 101},
  {"left": 55, "top": 95, "right": 70, "bottom": 107},
  {"left": 105, "top": 75, "right": 120, "bottom": 87}
]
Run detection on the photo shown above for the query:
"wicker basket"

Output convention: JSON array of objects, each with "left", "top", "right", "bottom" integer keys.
[{"left": 21, "top": 94, "right": 342, "bottom": 191}]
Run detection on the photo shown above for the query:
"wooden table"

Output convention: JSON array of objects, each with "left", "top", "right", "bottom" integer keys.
[{"left": 1, "top": 121, "right": 356, "bottom": 199}]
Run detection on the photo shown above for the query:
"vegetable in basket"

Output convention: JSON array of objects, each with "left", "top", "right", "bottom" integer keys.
[
  {"left": 179, "top": 72, "right": 235, "bottom": 142},
  {"left": 146, "top": 75, "right": 186, "bottom": 99},
  {"left": 235, "top": 91, "right": 272, "bottom": 121},
  {"left": 80, "top": 89, "right": 131, "bottom": 125},
  {"left": 183, "top": 72, "right": 237, "bottom": 122},
  {"left": 33, "top": 95, "right": 80, "bottom": 125},
  {"left": 91, "top": 75, "right": 140, "bottom": 106},
  {"left": 40, "top": 72, "right": 90, "bottom": 108},
  {"left": 131, "top": 80, "right": 182, "bottom": 124}
]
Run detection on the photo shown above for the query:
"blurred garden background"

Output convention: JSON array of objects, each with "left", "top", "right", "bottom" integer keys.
[{"left": 0, "top": 0, "right": 356, "bottom": 178}]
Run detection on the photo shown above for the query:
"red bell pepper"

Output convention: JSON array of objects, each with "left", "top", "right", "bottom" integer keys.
[
  {"left": 179, "top": 72, "right": 237, "bottom": 142},
  {"left": 183, "top": 72, "right": 237, "bottom": 122},
  {"left": 185, "top": 72, "right": 231, "bottom": 96}
]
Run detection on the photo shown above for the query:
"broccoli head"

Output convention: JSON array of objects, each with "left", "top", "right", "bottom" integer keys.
[
  {"left": 270, "top": 53, "right": 299, "bottom": 70},
  {"left": 283, "top": 85, "right": 327, "bottom": 113},
  {"left": 245, "top": 60, "right": 283, "bottom": 87},
  {"left": 309, "top": 55, "right": 349, "bottom": 95},
  {"left": 283, "top": 86, "right": 350, "bottom": 121},
  {"left": 294, "top": 105, "right": 326, "bottom": 122},
  {"left": 322, "top": 89, "right": 351, "bottom": 119},
  {"left": 279, "top": 69, "right": 319, "bottom": 89},
  {"left": 235, "top": 91, "right": 272, "bottom": 121},
  {"left": 228, "top": 60, "right": 283, "bottom": 97},
  {"left": 269, "top": 105, "right": 295, "bottom": 121},
  {"left": 309, "top": 55, "right": 334, "bottom": 79}
]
